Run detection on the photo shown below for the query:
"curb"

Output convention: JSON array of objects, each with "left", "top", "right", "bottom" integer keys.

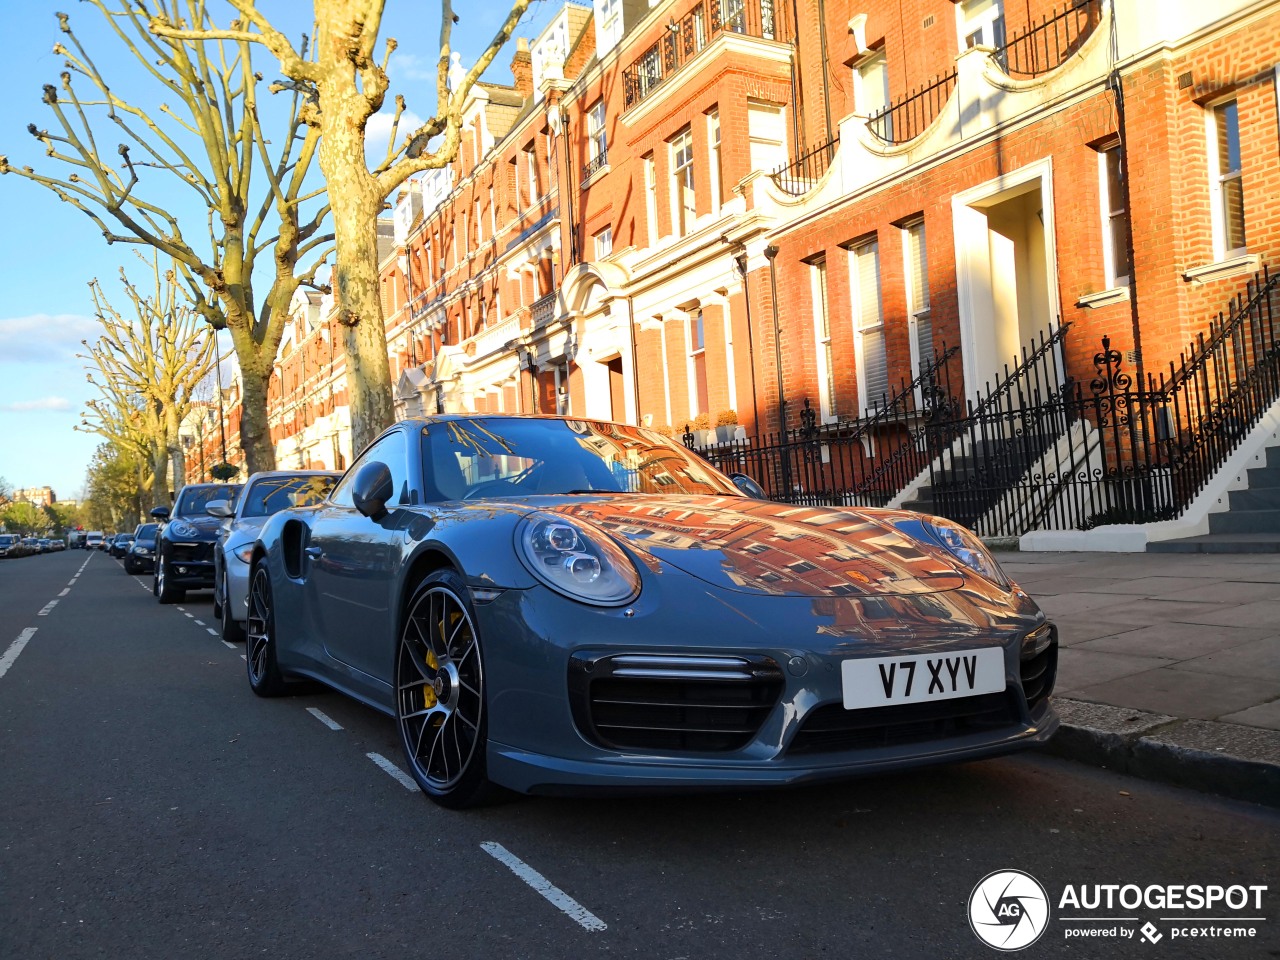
[{"left": 1041, "top": 698, "right": 1280, "bottom": 809}]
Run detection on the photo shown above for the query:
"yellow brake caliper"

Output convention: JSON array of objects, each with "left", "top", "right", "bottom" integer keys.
[{"left": 424, "top": 648, "right": 439, "bottom": 708}]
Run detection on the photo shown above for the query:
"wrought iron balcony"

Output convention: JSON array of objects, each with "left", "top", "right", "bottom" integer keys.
[
  {"left": 581, "top": 149, "right": 608, "bottom": 186},
  {"left": 770, "top": 137, "right": 837, "bottom": 196},
  {"left": 866, "top": 70, "right": 957, "bottom": 145},
  {"left": 623, "top": 0, "right": 785, "bottom": 111},
  {"left": 994, "top": 0, "right": 1102, "bottom": 78}
]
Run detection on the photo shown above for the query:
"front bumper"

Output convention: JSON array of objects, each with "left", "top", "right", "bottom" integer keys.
[
  {"left": 472, "top": 578, "right": 1059, "bottom": 796},
  {"left": 225, "top": 559, "right": 251, "bottom": 623}
]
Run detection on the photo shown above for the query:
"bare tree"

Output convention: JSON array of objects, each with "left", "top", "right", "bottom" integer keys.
[
  {"left": 0, "top": 0, "right": 332, "bottom": 474},
  {"left": 151, "top": 0, "right": 532, "bottom": 453},
  {"left": 79, "top": 257, "right": 218, "bottom": 506}
]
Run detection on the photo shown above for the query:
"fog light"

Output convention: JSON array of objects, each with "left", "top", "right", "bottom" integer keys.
[
  {"left": 176, "top": 566, "right": 187, "bottom": 574},
  {"left": 1022, "top": 624, "right": 1053, "bottom": 658}
]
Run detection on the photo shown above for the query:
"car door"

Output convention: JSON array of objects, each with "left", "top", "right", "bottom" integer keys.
[{"left": 308, "top": 429, "right": 415, "bottom": 682}]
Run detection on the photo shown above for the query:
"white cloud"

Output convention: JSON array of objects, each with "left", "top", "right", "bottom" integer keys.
[
  {"left": 1, "top": 396, "right": 73, "bottom": 412},
  {"left": 366, "top": 106, "right": 427, "bottom": 168},
  {"left": 389, "top": 51, "right": 440, "bottom": 83},
  {"left": 0, "top": 314, "right": 99, "bottom": 364}
]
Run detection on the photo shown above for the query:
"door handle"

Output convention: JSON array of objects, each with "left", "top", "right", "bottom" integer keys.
[{"left": 305, "top": 546, "right": 323, "bottom": 559}]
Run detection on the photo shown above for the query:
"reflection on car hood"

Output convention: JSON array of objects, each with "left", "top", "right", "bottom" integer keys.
[
  {"left": 165, "top": 515, "right": 225, "bottom": 540},
  {"left": 542, "top": 496, "right": 966, "bottom": 597}
]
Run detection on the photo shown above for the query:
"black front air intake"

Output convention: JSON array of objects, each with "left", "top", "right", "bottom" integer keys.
[{"left": 569, "top": 653, "right": 784, "bottom": 753}]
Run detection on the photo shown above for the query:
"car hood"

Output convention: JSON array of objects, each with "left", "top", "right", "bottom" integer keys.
[{"left": 539, "top": 496, "right": 968, "bottom": 597}]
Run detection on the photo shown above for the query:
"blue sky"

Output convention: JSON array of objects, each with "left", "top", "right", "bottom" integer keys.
[{"left": 0, "top": 0, "right": 567, "bottom": 500}]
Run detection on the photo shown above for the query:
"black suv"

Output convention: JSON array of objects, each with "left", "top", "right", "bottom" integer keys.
[{"left": 152, "top": 482, "right": 242, "bottom": 603}]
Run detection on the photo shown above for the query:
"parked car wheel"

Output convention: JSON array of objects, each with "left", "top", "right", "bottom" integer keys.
[
  {"left": 246, "top": 565, "right": 287, "bottom": 696},
  {"left": 219, "top": 572, "right": 245, "bottom": 643},
  {"left": 155, "top": 560, "right": 185, "bottom": 604},
  {"left": 395, "top": 570, "right": 495, "bottom": 809}
]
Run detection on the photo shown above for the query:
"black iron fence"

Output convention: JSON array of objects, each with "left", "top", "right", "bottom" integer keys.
[
  {"left": 866, "top": 70, "right": 957, "bottom": 145},
  {"left": 770, "top": 137, "right": 838, "bottom": 196},
  {"left": 686, "top": 269, "right": 1280, "bottom": 537},
  {"left": 994, "top": 0, "right": 1102, "bottom": 78}
]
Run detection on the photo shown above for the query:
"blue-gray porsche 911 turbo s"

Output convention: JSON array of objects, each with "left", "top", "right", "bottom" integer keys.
[{"left": 247, "top": 415, "right": 1058, "bottom": 808}]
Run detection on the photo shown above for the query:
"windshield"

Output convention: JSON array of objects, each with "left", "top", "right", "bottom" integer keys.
[
  {"left": 420, "top": 418, "right": 742, "bottom": 501},
  {"left": 135, "top": 524, "right": 158, "bottom": 539},
  {"left": 0, "top": 535, "right": 17, "bottom": 546},
  {"left": 241, "top": 475, "right": 338, "bottom": 518},
  {"left": 174, "top": 484, "right": 242, "bottom": 518}
]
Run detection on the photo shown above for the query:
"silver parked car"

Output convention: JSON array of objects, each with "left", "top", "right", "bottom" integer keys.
[{"left": 209, "top": 471, "right": 338, "bottom": 641}]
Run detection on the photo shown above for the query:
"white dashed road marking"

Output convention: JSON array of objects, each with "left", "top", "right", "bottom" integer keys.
[
  {"left": 37, "top": 600, "right": 58, "bottom": 617},
  {"left": 366, "top": 753, "right": 419, "bottom": 792},
  {"left": 222, "top": 641, "right": 236, "bottom": 649},
  {"left": 480, "top": 841, "right": 608, "bottom": 933},
  {"left": 57, "top": 588, "right": 70, "bottom": 597},
  {"left": 0, "top": 628, "right": 38, "bottom": 681},
  {"left": 306, "top": 708, "right": 343, "bottom": 731},
  {"left": 193, "top": 620, "right": 206, "bottom": 626}
]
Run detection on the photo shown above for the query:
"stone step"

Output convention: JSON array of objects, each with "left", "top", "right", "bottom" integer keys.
[
  {"left": 1148, "top": 532, "right": 1280, "bottom": 553},
  {"left": 1268, "top": 445, "right": 1280, "bottom": 469},
  {"left": 1227, "top": 486, "right": 1280, "bottom": 510},
  {"left": 1245, "top": 465, "right": 1280, "bottom": 488},
  {"left": 1208, "top": 508, "right": 1280, "bottom": 534}
]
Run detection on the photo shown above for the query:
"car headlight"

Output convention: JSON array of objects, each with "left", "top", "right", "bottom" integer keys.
[
  {"left": 168, "top": 520, "right": 198, "bottom": 539},
  {"left": 516, "top": 512, "right": 640, "bottom": 606},
  {"left": 132, "top": 545, "right": 150, "bottom": 554},
  {"left": 891, "top": 516, "right": 1010, "bottom": 587},
  {"left": 232, "top": 544, "right": 254, "bottom": 563}
]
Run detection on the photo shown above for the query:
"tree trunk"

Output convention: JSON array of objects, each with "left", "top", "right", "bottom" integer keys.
[
  {"left": 236, "top": 352, "right": 277, "bottom": 476},
  {"left": 320, "top": 94, "right": 395, "bottom": 456},
  {"left": 150, "top": 442, "right": 170, "bottom": 507},
  {"left": 164, "top": 407, "right": 186, "bottom": 493}
]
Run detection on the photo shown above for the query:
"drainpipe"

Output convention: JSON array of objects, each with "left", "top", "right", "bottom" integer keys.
[
  {"left": 788, "top": 0, "right": 805, "bottom": 152},
  {"left": 1109, "top": 0, "right": 1144, "bottom": 388},
  {"left": 734, "top": 251, "right": 762, "bottom": 434},
  {"left": 816, "top": 0, "right": 833, "bottom": 141},
  {"left": 627, "top": 296, "right": 643, "bottom": 424},
  {"left": 764, "top": 244, "right": 786, "bottom": 430}
]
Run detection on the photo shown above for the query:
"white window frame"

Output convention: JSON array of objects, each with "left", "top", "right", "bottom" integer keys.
[
  {"left": 670, "top": 127, "right": 696, "bottom": 238},
  {"left": 1096, "top": 143, "right": 1131, "bottom": 289},
  {"left": 707, "top": 108, "right": 723, "bottom": 212},
  {"left": 1206, "top": 98, "right": 1246, "bottom": 260},
  {"left": 853, "top": 49, "right": 890, "bottom": 124},
  {"left": 901, "top": 217, "right": 933, "bottom": 374},
  {"left": 489, "top": 185, "right": 497, "bottom": 236},
  {"left": 525, "top": 143, "right": 540, "bottom": 206},
  {"left": 809, "top": 256, "right": 836, "bottom": 423},
  {"left": 588, "top": 99, "right": 608, "bottom": 163},
  {"left": 644, "top": 153, "right": 658, "bottom": 245},
  {"left": 848, "top": 238, "right": 887, "bottom": 415},
  {"left": 474, "top": 199, "right": 482, "bottom": 245},
  {"left": 593, "top": 225, "right": 613, "bottom": 259},
  {"left": 957, "top": 0, "right": 1005, "bottom": 50},
  {"left": 687, "top": 310, "right": 708, "bottom": 419}
]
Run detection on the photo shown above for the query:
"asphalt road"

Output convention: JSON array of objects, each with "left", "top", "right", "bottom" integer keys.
[{"left": 1, "top": 549, "right": 1276, "bottom": 960}]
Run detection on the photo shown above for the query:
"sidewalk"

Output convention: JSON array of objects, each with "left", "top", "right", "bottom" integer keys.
[{"left": 997, "top": 550, "right": 1280, "bottom": 807}]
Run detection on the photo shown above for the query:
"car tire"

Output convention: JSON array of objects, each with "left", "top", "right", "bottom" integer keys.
[
  {"left": 246, "top": 564, "right": 287, "bottom": 696},
  {"left": 395, "top": 570, "right": 497, "bottom": 809},
  {"left": 219, "top": 573, "right": 246, "bottom": 643},
  {"left": 155, "top": 559, "right": 185, "bottom": 604}
]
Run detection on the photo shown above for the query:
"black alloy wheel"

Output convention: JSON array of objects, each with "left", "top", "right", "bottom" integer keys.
[
  {"left": 246, "top": 565, "right": 287, "bottom": 696},
  {"left": 155, "top": 554, "right": 185, "bottom": 604},
  {"left": 220, "top": 571, "right": 246, "bottom": 643},
  {"left": 395, "top": 570, "right": 494, "bottom": 808}
]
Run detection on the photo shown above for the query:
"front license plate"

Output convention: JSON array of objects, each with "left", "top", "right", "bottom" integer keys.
[{"left": 841, "top": 647, "right": 1005, "bottom": 709}]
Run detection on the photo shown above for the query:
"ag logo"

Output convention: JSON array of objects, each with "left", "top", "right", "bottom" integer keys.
[{"left": 969, "top": 869, "right": 1050, "bottom": 951}]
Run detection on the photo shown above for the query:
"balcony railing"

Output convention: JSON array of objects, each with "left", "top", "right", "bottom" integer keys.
[
  {"left": 994, "top": 0, "right": 1102, "bottom": 78},
  {"left": 469, "top": 314, "right": 521, "bottom": 359},
  {"left": 770, "top": 137, "right": 837, "bottom": 196},
  {"left": 623, "top": 0, "right": 785, "bottom": 111},
  {"left": 531, "top": 291, "right": 557, "bottom": 327},
  {"left": 581, "top": 149, "right": 608, "bottom": 186},
  {"left": 866, "top": 70, "right": 957, "bottom": 145}
]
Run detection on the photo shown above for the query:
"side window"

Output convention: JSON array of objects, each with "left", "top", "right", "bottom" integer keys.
[{"left": 330, "top": 430, "right": 414, "bottom": 508}]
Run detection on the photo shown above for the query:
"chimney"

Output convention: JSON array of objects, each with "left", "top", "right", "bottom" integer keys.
[{"left": 511, "top": 37, "right": 533, "bottom": 100}]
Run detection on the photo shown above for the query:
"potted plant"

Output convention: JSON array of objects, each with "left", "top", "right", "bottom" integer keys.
[
  {"left": 714, "top": 409, "right": 738, "bottom": 444},
  {"left": 210, "top": 462, "right": 239, "bottom": 482},
  {"left": 691, "top": 412, "right": 713, "bottom": 447}
]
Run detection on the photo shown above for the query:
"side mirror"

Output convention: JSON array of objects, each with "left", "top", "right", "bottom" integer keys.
[
  {"left": 150, "top": 505, "right": 171, "bottom": 520},
  {"left": 205, "top": 500, "right": 233, "bottom": 519},
  {"left": 729, "top": 473, "right": 767, "bottom": 500},
  {"left": 352, "top": 461, "right": 395, "bottom": 520}
]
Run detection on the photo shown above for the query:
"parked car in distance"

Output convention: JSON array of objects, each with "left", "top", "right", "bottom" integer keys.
[
  {"left": 153, "top": 482, "right": 243, "bottom": 603},
  {"left": 51, "top": 539, "right": 66, "bottom": 551},
  {"left": 211, "top": 470, "right": 339, "bottom": 642},
  {"left": 84, "top": 531, "right": 104, "bottom": 551},
  {"left": 246, "top": 415, "right": 1058, "bottom": 808},
  {"left": 124, "top": 523, "right": 159, "bottom": 575},
  {"left": 0, "top": 534, "right": 28, "bottom": 558},
  {"left": 109, "top": 533, "right": 135, "bottom": 558}
]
